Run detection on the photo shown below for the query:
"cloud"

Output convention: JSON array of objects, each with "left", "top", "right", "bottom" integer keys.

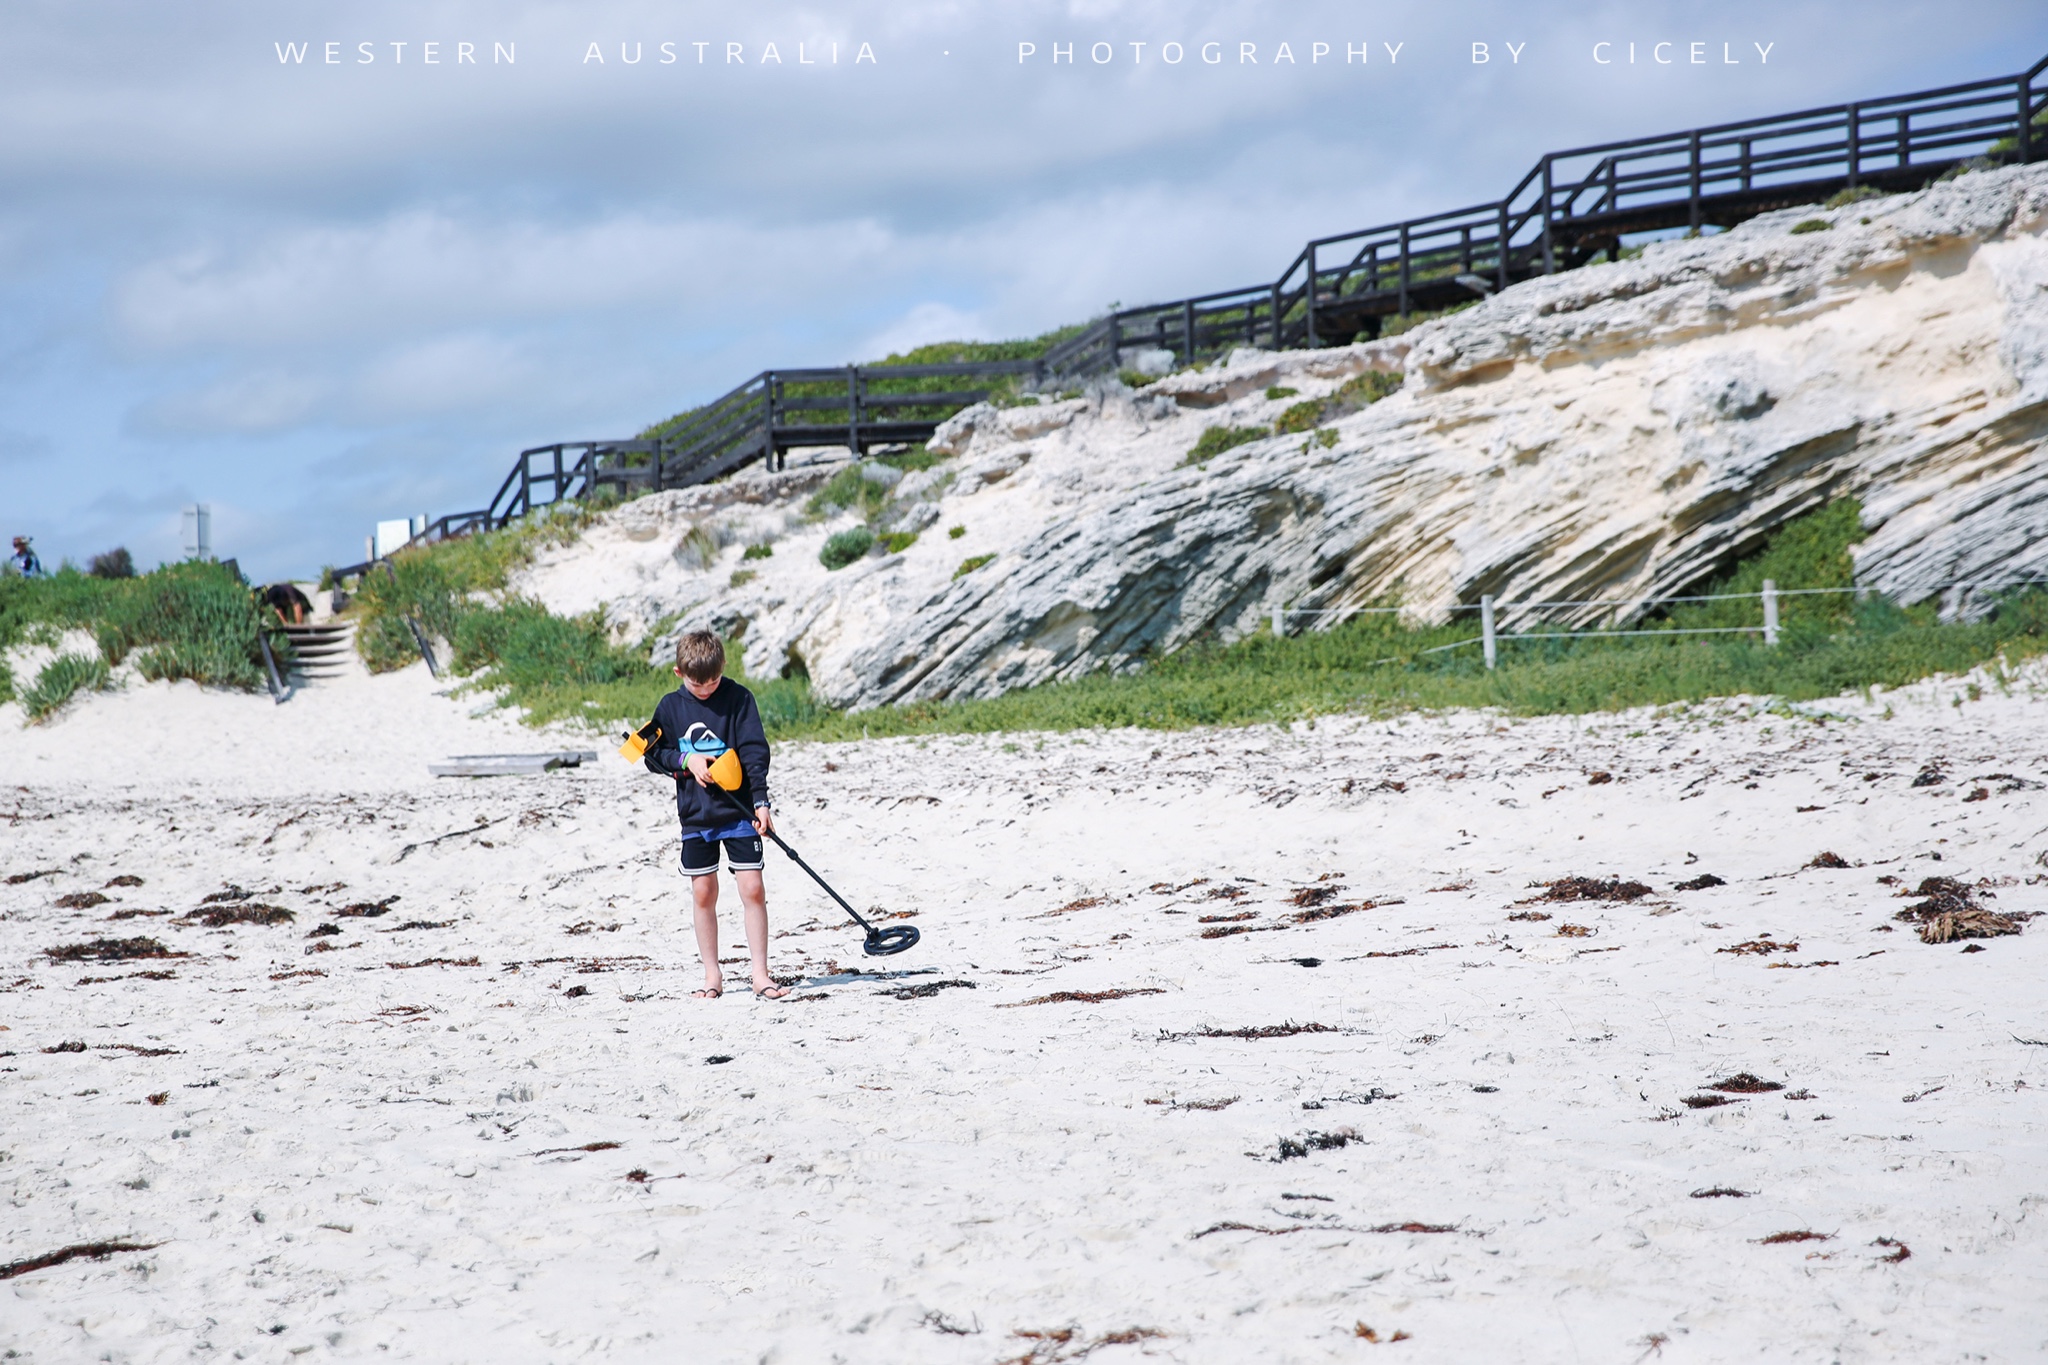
[
  {"left": 0, "top": 425, "right": 53, "bottom": 467},
  {"left": 2, "top": 0, "right": 2043, "bottom": 579},
  {"left": 110, "top": 210, "right": 900, "bottom": 353},
  {"left": 857, "top": 301, "right": 992, "bottom": 358}
]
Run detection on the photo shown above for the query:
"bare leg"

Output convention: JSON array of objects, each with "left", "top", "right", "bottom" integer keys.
[
  {"left": 690, "top": 872, "right": 723, "bottom": 997},
  {"left": 733, "top": 869, "right": 787, "bottom": 998}
]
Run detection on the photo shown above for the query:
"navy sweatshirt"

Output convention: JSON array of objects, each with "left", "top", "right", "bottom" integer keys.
[{"left": 641, "top": 679, "right": 773, "bottom": 834}]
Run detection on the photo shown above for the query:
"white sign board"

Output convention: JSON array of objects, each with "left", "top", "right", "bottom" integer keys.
[{"left": 373, "top": 519, "right": 414, "bottom": 559}]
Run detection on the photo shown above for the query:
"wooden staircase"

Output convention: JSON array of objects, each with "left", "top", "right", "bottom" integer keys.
[{"left": 278, "top": 620, "right": 355, "bottom": 684}]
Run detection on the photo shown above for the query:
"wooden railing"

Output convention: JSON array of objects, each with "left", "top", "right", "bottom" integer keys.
[{"left": 347, "top": 49, "right": 2045, "bottom": 577}]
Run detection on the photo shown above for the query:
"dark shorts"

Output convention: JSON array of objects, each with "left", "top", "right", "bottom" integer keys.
[{"left": 680, "top": 833, "right": 765, "bottom": 878}]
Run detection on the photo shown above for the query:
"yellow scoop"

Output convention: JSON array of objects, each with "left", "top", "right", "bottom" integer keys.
[
  {"left": 618, "top": 720, "right": 661, "bottom": 763},
  {"left": 706, "top": 747, "right": 743, "bottom": 791}
]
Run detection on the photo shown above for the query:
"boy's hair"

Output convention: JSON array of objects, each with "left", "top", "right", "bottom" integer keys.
[{"left": 675, "top": 630, "right": 726, "bottom": 682}]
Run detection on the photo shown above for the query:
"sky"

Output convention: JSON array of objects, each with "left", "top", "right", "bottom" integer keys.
[{"left": 4, "top": 0, "right": 2045, "bottom": 581}]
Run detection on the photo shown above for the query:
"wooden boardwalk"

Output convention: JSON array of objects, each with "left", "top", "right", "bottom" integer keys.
[{"left": 348, "top": 50, "right": 2046, "bottom": 574}]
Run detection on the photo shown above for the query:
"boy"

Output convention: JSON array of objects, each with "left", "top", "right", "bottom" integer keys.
[{"left": 643, "top": 631, "right": 789, "bottom": 1000}]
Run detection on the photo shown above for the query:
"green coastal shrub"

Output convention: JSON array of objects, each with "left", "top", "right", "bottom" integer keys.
[
  {"left": 808, "top": 466, "right": 891, "bottom": 522},
  {"left": 1182, "top": 425, "right": 1269, "bottom": 466},
  {"left": 820, "top": 528, "right": 875, "bottom": 569},
  {"left": 0, "top": 559, "right": 276, "bottom": 710},
  {"left": 742, "top": 542, "right": 774, "bottom": 561},
  {"left": 953, "top": 554, "right": 996, "bottom": 579},
  {"left": 98, "top": 560, "right": 274, "bottom": 689},
  {"left": 881, "top": 531, "right": 919, "bottom": 554},
  {"left": 22, "top": 652, "right": 110, "bottom": 723},
  {"left": 1274, "top": 400, "right": 1325, "bottom": 434},
  {"left": 1265, "top": 386, "right": 1298, "bottom": 400},
  {"left": 1790, "top": 218, "right": 1832, "bottom": 234},
  {"left": 1823, "top": 186, "right": 1885, "bottom": 209}
]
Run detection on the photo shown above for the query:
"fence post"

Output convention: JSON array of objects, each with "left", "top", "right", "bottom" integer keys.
[
  {"left": 1688, "top": 129, "right": 1702, "bottom": 232},
  {"left": 1762, "top": 578, "right": 1780, "bottom": 646},
  {"left": 1272, "top": 603, "right": 1285, "bottom": 638},
  {"left": 1304, "top": 244, "right": 1318, "bottom": 348},
  {"left": 1846, "top": 103, "right": 1860, "bottom": 188},
  {"left": 1481, "top": 594, "right": 1497, "bottom": 670},
  {"left": 1182, "top": 298, "right": 1196, "bottom": 365},
  {"left": 1499, "top": 197, "right": 1515, "bottom": 290},
  {"left": 2022, "top": 73, "right": 2035, "bottom": 164},
  {"left": 846, "top": 365, "right": 861, "bottom": 457}
]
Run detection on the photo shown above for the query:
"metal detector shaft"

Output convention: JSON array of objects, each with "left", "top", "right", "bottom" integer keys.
[
  {"left": 703, "top": 780, "right": 879, "bottom": 935},
  {"left": 759, "top": 828, "right": 879, "bottom": 934}
]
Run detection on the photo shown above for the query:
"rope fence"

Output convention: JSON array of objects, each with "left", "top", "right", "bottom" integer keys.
[{"left": 1275, "top": 576, "right": 2048, "bottom": 671}]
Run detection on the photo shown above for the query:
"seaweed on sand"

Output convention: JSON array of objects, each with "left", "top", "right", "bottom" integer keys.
[
  {"left": 1000, "top": 988, "right": 1166, "bottom": 1007},
  {"left": 44, "top": 937, "right": 186, "bottom": 962},
  {"left": 0, "top": 1240, "right": 162, "bottom": 1281},
  {"left": 1527, "top": 876, "right": 1652, "bottom": 903},
  {"left": 183, "top": 904, "right": 293, "bottom": 928}
]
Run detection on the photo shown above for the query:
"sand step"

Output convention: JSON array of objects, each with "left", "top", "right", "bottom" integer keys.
[{"left": 279, "top": 621, "right": 356, "bottom": 681}]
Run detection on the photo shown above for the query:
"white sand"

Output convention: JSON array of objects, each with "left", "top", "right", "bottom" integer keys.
[{"left": 3, "top": 664, "right": 2046, "bottom": 1362}]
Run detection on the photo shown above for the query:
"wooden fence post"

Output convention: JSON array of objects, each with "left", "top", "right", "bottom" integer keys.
[
  {"left": 1762, "top": 579, "right": 1780, "bottom": 646},
  {"left": 1481, "top": 595, "right": 1497, "bottom": 670},
  {"left": 2022, "top": 74, "right": 2035, "bottom": 164},
  {"left": 1305, "top": 243, "right": 1318, "bottom": 348},
  {"left": 846, "top": 365, "right": 861, "bottom": 457}
]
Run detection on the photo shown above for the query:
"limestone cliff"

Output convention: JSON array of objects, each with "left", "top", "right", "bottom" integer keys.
[{"left": 515, "top": 164, "right": 2048, "bottom": 711}]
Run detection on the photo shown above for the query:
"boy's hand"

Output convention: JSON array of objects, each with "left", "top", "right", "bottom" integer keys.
[
  {"left": 753, "top": 806, "right": 774, "bottom": 837},
  {"left": 683, "top": 753, "right": 713, "bottom": 786}
]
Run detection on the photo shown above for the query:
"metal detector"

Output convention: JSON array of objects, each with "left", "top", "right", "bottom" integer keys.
[{"left": 626, "top": 719, "right": 918, "bottom": 957}]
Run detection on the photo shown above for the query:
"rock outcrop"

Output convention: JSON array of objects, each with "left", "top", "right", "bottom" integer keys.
[{"left": 516, "top": 164, "right": 2048, "bottom": 711}]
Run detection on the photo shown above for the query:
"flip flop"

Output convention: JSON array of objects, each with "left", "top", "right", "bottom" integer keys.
[
  {"left": 690, "top": 986, "right": 723, "bottom": 1000},
  {"left": 752, "top": 983, "right": 791, "bottom": 1001}
]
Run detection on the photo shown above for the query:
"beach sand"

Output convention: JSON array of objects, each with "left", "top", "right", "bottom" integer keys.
[{"left": 2, "top": 663, "right": 2044, "bottom": 1362}]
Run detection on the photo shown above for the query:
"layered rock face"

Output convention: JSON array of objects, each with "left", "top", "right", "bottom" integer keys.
[{"left": 517, "top": 164, "right": 2048, "bottom": 711}]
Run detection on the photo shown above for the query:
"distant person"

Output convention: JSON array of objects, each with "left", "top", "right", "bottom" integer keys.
[
  {"left": 260, "top": 582, "right": 313, "bottom": 625},
  {"left": 641, "top": 630, "right": 788, "bottom": 1000},
  {"left": 9, "top": 536, "right": 43, "bottom": 578}
]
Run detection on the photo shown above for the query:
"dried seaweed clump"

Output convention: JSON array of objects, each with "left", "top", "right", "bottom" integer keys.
[
  {"left": 1892, "top": 877, "right": 2029, "bottom": 944},
  {"left": 1271, "top": 1128, "right": 1360, "bottom": 1161},
  {"left": 1805, "top": 852, "right": 1851, "bottom": 869},
  {"left": 184, "top": 904, "right": 294, "bottom": 928},
  {"left": 1530, "top": 876, "right": 1652, "bottom": 903},
  {"left": 53, "top": 891, "right": 112, "bottom": 909},
  {"left": 878, "top": 979, "right": 976, "bottom": 1000},
  {"left": 1718, "top": 937, "right": 1798, "bottom": 956},
  {"left": 44, "top": 937, "right": 186, "bottom": 963},
  {"left": 1707, "top": 1072, "right": 1784, "bottom": 1093},
  {"left": 1292, "top": 901, "right": 1371, "bottom": 924},
  {"left": 1192, "top": 1021, "right": 1334, "bottom": 1040},
  {"left": 1673, "top": 874, "right": 1726, "bottom": 891}
]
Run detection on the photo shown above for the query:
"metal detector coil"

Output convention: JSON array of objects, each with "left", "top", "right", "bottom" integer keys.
[{"left": 863, "top": 924, "right": 920, "bottom": 956}]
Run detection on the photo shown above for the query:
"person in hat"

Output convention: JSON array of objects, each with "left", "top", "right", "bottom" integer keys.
[{"left": 9, "top": 536, "right": 44, "bottom": 578}]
